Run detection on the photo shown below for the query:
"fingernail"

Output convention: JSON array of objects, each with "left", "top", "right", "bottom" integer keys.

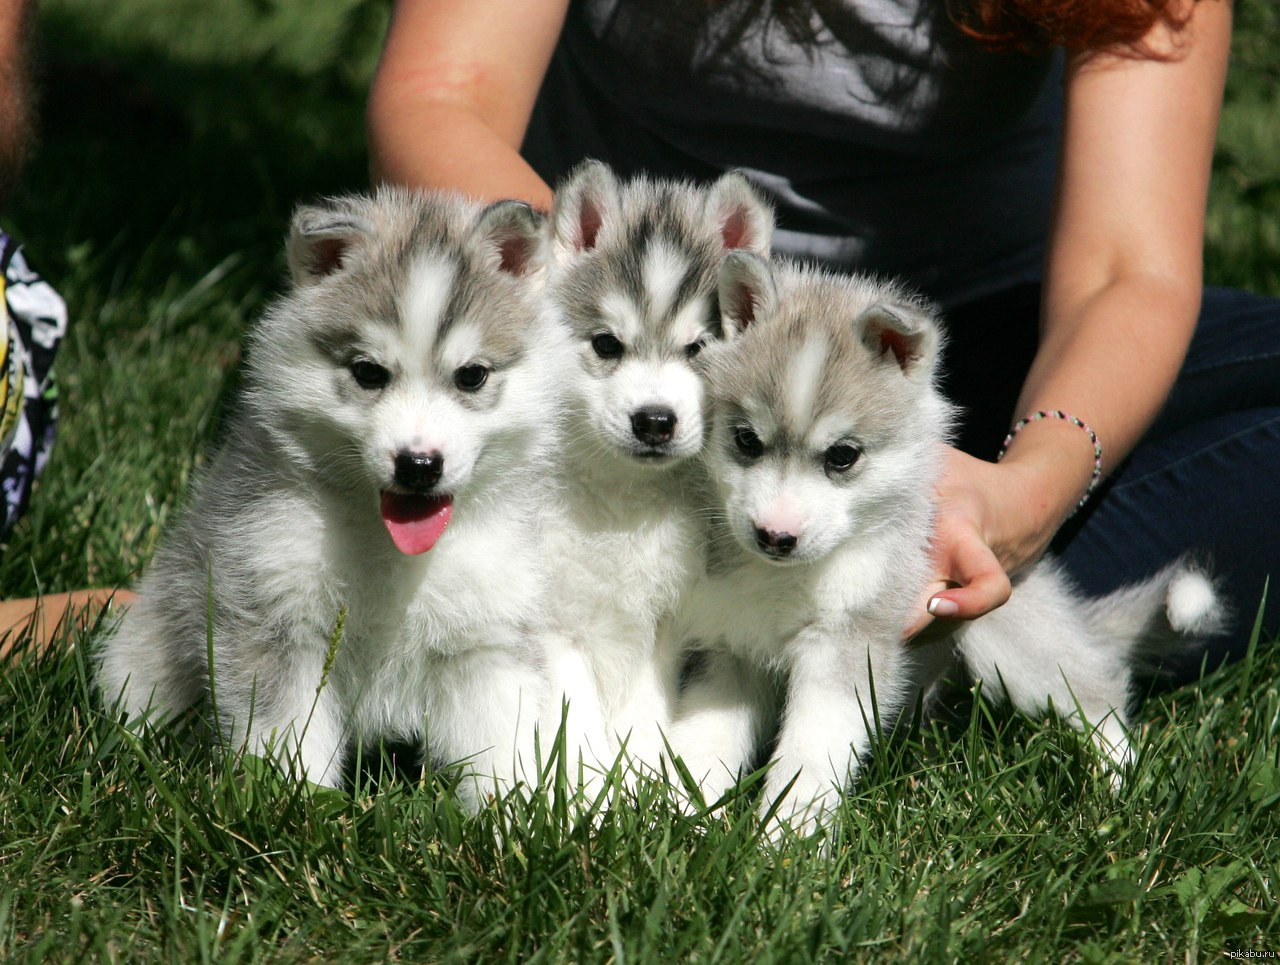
[{"left": 928, "top": 597, "right": 959, "bottom": 618}]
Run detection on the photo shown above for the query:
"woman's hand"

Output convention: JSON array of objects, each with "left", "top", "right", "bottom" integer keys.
[{"left": 901, "top": 442, "right": 1086, "bottom": 640}]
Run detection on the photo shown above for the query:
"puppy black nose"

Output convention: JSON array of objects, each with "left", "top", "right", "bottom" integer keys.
[
  {"left": 393, "top": 451, "right": 444, "bottom": 491},
  {"left": 631, "top": 407, "right": 677, "bottom": 445},
  {"left": 755, "top": 527, "right": 798, "bottom": 557}
]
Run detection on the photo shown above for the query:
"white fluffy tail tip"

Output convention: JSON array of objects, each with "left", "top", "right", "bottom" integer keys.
[{"left": 1165, "top": 568, "right": 1224, "bottom": 635}]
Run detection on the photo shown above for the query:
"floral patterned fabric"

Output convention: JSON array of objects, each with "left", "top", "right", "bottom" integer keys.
[{"left": 1, "top": 230, "right": 65, "bottom": 536}]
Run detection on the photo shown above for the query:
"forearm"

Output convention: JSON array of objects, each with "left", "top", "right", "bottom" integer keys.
[
  {"left": 991, "top": 0, "right": 1229, "bottom": 566},
  {"left": 365, "top": 0, "right": 567, "bottom": 207},
  {"left": 917, "top": 273, "right": 1204, "bottom": 630},
  {"left": 997, "top": 273, "right": 1200, "bottom": 560},
  {"left": 367, "top": 100, "right": 553, "bottom": 209},
  {"left": 0, "top": 0, "right": 34, "bottom": 203},
  {"left": 0, "top": 0, "right": 30, "bottom": 61}
]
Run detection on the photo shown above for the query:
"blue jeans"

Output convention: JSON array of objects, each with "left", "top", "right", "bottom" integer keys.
[{"left": 942, "top": 285, "right": 1280, "bottom": 687}]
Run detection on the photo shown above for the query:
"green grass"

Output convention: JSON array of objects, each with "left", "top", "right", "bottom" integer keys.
[
  {"left": 3, "top": 618, "right": 1278, "bottom": 960},
  {"left": 2, "top": 1, "right": 1278, "bottom": 960}
]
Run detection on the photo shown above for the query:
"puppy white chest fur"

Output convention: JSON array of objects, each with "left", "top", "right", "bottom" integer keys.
[
  {"left": 547, "top": 458, "right": 702, "bottom": 688},
  {"left": 681, "top": 532, "right": 912, "bottom": 668}
]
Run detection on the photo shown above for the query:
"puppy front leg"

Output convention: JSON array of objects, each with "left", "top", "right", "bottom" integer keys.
[
  {"left": 544, "top": 636, "right": 614, "bottom": 799},
  {"left": 221, "top": 641, "right": 348, "bottom": 788},
  {"left": 668, "top": 648, "right": 775, "bottom": 809},
  {"left": 426, "top": 644, "right": 546, "bottom": 811},
  {"left": 762, "top": 629, "right": 897, "bottom": 838},
  {"left": 610, "top": 635, "right": 683, "bottom": 779}
]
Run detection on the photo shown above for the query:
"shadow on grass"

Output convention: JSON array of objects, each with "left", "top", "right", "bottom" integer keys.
[{"left": 13, "top": 3, "right": 386, "bottom": 287}]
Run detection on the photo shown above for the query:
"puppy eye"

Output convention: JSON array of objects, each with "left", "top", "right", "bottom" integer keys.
[
  {"left": 684, "top": 338, "right": 707, "bottom": 359},
  {"left": 824, "top": 443, "right": 861, "bottom": 473},
  {"left": 591, "top": 333, "right": 625, "bottom": 360},
  {"left": 733, "top": 426, "right": 764, "bottom": 459},
  {"left": 350, "top": 359, "right": 391, "bottom": 390},
  {"left": 453, "top": 364, "right": 490, "bottom": 392}
]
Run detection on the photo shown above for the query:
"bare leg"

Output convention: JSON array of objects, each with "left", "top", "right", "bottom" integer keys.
[{"left": 0, "top": 588, "right": 137, "bottom": 659}]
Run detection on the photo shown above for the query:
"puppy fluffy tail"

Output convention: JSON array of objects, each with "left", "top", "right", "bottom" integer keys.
[{"left": 1085, "top": 556, "right": 1227, "bottom": 666}]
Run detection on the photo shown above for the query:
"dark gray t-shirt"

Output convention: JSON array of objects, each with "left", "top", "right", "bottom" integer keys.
[{"left": 523, "top": 0, "right": 1063, "bottom": 308}]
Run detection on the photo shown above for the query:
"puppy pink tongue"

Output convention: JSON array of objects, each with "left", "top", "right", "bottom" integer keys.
[{"left": 380, "top": 492, "right": 454, "bottom": 555}]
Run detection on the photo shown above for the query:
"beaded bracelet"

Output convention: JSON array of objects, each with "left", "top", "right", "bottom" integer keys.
[{"left": 997, "top": 409, "right": 1103, "bottom": 514}]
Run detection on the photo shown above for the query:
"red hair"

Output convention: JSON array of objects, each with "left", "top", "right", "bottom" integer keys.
[
  {"left": 949, "top": 0, "right": 1197, "bottom": 55},
  {"left": 698, "top": 0, "right": 1201, "bottom": 58}
]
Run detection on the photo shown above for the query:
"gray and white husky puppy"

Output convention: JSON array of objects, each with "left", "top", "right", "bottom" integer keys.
[
  {"left": 541, "top": 161, "right": 773, "bottom": 778},
  {"left": 669, "top": 252, "right": 1222, "bottom": 835},
  {"left": 96, "top": 189, "right": 568, "bottom": 805}
]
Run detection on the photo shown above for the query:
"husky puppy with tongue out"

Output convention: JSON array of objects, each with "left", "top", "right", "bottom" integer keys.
[{"left": 96, "top": 189, "right": 567, "bottom": 804}]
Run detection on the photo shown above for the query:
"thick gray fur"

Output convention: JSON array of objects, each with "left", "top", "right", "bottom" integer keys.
[
  {"left": 96, "top": 188, "right": 568, "bottom": 805},
  {"left": 670, "top": 253, "right": 1223, "bottom": 836},
  {"left": 539, "top": 161, "right": 776, "bottom": 784}
]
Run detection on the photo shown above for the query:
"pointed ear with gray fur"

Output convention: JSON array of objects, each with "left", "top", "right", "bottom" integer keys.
[
  {"left": 705, "top": 172, "right": 774, "bottom": 255},
  {"left": 285, "top": 195, "right": 373, "bottom": 284},
  {"left": 473, "top": 200, "right": 548, "bottom": 276},
  {"left": 552, "top": 160, "right": 621, "bottom": 255},
  {"left": 287, "top": 200, "right": 375, "bottom": 287},
  {"left": 853, "top": 302, "right": 941, "bottom": 379},
  {"left": 717, "top": 251, "right": 778, "bottom": 339}
]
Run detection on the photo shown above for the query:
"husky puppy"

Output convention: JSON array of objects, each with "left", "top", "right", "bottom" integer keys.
[
  {"left": 670, "top": 252, "right": 1222, "bottom": 835},
  {"left": 541, "top": 161, "right": 773, "bottom": 777},
  {"left": 96, "top": 189, "right": 566, "bottom": 806}
]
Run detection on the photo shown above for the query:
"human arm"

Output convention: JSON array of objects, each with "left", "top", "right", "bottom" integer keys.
[
  {"left": 905, "top": 0, "right": 1233, "bottom": 636},
  {"left": 0, "top": 0, "right": 34, "bottom": 205},
  {"left": 366, "top": 0, "right": 570, "bottom": 209}
]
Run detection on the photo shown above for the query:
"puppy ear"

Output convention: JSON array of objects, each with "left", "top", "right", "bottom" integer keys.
[
  {"left": 287, "top": 199, "right": 375, "bottom": 287},
  {"left": 705, "top": 172, "right": 773, "bottom": 255},
  {"left": 473, "top": 200, "right": 548, "bottom": 276},
  {"left": 552, "top": 159, "right": 620, "bottom": 255},
  {"left": 717, "top": 251, "right": 777, "bottom": 338},
  {"left": 853, "top": 302, "right": 941, "bottom": 379}
]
